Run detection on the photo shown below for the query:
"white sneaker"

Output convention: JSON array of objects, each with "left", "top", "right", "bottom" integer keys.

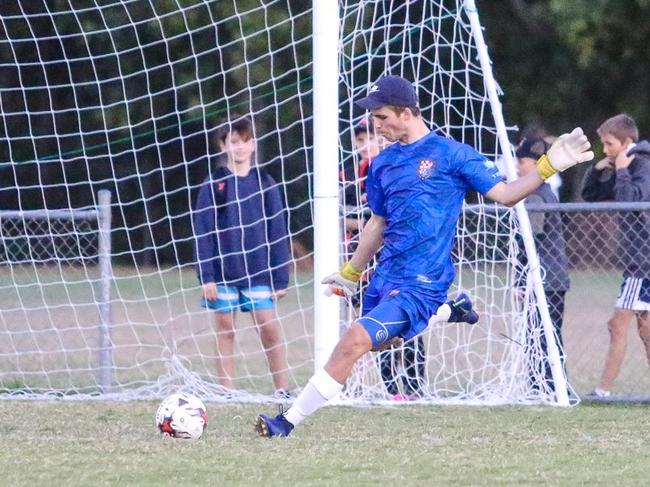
[
  {"left": 586, "top": 388, "right": 611, "bottom": 398},
  {"left": 272, "top": 389, "right": 295, "bottom": 401}
]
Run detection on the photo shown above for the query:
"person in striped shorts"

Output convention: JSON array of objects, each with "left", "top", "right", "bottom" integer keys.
[{"left": 581, "top": 114, "right": 650, "bottom": 398}]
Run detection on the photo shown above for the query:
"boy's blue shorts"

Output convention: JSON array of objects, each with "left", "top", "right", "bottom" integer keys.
[
  {"left": 200, "top": 285, "right": 275, "bottom": 313},
  {"left": 358, "top": 273, "right": 445, "bottom": 349}
]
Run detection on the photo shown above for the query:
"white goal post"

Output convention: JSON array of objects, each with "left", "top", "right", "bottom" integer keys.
[
  {"left": 464, "top": 0, "right": 569, "bottom": 406},
  {"left": 0, "top": 0, "right": 574, "bottom": 406}
]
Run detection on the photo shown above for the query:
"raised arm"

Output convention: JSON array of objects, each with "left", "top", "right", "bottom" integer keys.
[
  {"left": 614, "top": 144, "right": 650, "bottom": 202},
  {"left": 486, "top": 127, "right": 594, "bottom": 207},
  {"left": 485, "top": 171, "right": 545, "bottom": 207}
]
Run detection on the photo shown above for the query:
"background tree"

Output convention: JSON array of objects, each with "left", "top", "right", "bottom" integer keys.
[
  {"left": 1, "top": 0, "right": 648, "bottom": 262},
  {"left": 483, "top": 0, "right": 650, "bottom": 199}
]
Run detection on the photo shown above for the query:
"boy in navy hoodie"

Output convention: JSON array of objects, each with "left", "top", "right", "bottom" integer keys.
[{"left": 194, "top": 117, "right": 291, "bottom": 396}]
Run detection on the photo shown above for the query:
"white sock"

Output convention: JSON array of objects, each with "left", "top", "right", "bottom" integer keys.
[
  {"left": 284, "top": 369, "right": 343, "bottom": 427},
  {"left": 428, "top": 303, "right": 451, "bottom": 325}
]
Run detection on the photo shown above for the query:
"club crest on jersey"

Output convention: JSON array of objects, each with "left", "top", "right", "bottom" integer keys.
[{"left": 417, "top": 159, "right": 435, "bottom": 180}]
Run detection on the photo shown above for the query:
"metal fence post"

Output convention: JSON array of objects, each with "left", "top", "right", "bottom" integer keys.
[{"left": 97, "top": 189, "right": 113, "bottom": 393}]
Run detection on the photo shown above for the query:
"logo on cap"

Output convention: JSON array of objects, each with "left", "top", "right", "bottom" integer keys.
[{"left": 369, "top": 84, "right": 379, "bottom": 93}]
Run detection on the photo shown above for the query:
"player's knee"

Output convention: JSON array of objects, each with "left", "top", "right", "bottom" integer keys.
[
  {"left": 636, "top": 314, "right": 650, "bottom": 334},
  {"left": 607, "top": 317, "right": 627, "bottom": 339},
  {"left": 259, "top": 323, "right": 281, "bottom": 346},
  {"left": 337, "top": 325, "right": 372, "bottom": 358},
  {"left": 216, "top": 325, "right": 235, "bottom": 342},
  {"left": 220, "top": 327, "right": 236, "bottom": 340}
]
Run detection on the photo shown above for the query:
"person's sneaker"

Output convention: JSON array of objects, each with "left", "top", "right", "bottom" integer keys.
[
  {"left": 448, "top": 292, "right": 479, "bottom": 324},
  {"left": 584, "top": 388, "right": 610, "bottom": 399},
  {"left": 254, "top": 412, "right": 294, "bottom": 437},
  {"left": 272, "top": 389, "right": 294, "bottom": 401},
  {"left": 391, "top": 393, "right": 414, "bottom": 402}
]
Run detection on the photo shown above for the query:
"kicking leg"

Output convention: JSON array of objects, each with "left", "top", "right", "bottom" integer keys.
[
  {"left": 255, "top": 298, "right": 410, "bottom": 437},
  {"left": 429, "top": 292, "right": 479, "bottom": 326},
  {"left": 254, "top": 323, "right": 372, "bottom": 437}
]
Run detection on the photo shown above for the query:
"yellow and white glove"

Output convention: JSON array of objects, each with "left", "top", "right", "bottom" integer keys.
[
  {"left": 322, "top": 262, "right": 362, "bottom": 297},
  {"left": 536, "top": 127, "right": 594, "bottom": 180}
]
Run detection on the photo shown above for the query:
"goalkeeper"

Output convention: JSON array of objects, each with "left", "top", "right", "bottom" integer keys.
[{"left": 255, "top": 75, "right": 593, "bottom": 437}]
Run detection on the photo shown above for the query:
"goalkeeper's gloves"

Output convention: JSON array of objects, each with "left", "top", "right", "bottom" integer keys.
[
  {"left": 322, "top": 262, "right": 362, "bottom": 297},
  {"left": 536, "top": 127, "right": 594, "bottom": 180}
]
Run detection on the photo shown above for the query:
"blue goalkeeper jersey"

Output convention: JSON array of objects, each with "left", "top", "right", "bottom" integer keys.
[{"left": 366, "top": 131, "right": 503, "bottom": 292}]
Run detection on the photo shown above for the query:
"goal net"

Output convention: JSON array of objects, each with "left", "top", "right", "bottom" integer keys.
[{"left": 0, "top": 0, "right": 573, "bottom": 404}]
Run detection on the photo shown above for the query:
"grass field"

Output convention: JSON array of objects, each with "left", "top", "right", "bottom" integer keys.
[
  {"left": 1, "top": 401, "right": 649, "bottom": 486},
  {"left": 1, "top": 264, "right": 649, "bottom": 485}
]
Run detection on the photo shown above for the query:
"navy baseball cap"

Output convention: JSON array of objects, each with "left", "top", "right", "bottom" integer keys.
[
  {"left": 515, "top": 137, "right": 549, "bottom": 160},
  {"left": 356, "top": 76, "right": 419, "bottom": 110}
]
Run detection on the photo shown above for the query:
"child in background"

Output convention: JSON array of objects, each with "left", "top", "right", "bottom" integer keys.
[{"left": 194, "top": 116, "right": 292, "bottom": 398}]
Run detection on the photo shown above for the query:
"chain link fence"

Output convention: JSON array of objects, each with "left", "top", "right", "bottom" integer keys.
[
  {"left": 341, "top": 201, "right": 650, "bottom": 402},
  {"left": 0, "top": 191, "right": 114, "bottom": 393},
  {"left": 525, "top": 201, "right": 650, "bottom": 400},
  {"left": 0, "top": 210, "right": 98, "bottom": 265}
]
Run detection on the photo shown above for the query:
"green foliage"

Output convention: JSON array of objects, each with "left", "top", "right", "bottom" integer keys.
[
  {"left": 482, "top": 0, "right": 650, "bottom": 199},
  {"left": 1, "top": 1, "right": 648, "bottom": 254}
]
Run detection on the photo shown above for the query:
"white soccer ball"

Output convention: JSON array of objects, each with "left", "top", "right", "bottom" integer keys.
[{"left": 155, "top": 393, "right": 208, "bottom": 440}]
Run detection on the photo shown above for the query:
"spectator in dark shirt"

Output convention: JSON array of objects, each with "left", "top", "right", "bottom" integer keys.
[
  {"left": 194, "top": 116, "right": 291, "bottom": 397},
  {"left": 581, "top": 114, "right": 650, "bottom": 398}
]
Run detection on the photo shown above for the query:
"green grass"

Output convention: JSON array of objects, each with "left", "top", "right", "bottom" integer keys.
[{"left": 1, "top": 401, "right": 648, "bottom": 486}]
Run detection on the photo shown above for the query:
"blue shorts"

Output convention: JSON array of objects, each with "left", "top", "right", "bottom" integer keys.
[
  {"left": 358, "top": 273, "right": 446, "bottom": 349},
  {"left": 200, "top": 285, "right": 275, "bottom": 313}
]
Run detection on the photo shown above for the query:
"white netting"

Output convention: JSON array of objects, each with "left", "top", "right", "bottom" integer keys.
[
  {"left": 0, "top": 0, "right": 316, "bottom": 400},
  {"left": 0, "top": 0, "right": 571, "bottom": 404},
  {"left": 337, "top": 1, "right": 574, "bottom": 405}
]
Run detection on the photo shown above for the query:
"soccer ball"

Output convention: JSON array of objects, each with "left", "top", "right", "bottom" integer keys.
[{"left": 155, "top": 393, "right": 208, "bottom": 440}]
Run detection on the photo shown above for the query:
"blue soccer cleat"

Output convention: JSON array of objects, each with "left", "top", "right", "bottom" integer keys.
[
  {"left": 447, "top": 292, "right": 479, "bottom": 325},
  {"left": 254, "top": 412, "right": 294, "bottom": 437}
]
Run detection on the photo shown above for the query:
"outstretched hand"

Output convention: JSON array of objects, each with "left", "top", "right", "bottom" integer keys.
[{"left": 545, "top": 127, "right": 594, "bottom": 173}]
